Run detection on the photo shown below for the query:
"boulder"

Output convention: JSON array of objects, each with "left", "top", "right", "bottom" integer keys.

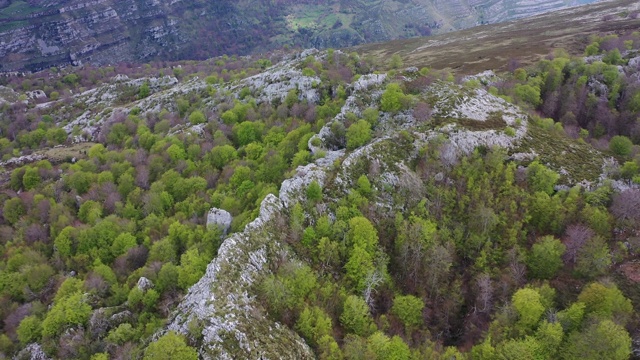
[
  {"left": 206, "top": 208, "right": 232, "bottom": 235},
  {"left": 136, "top": 277, "right": 154, "bottom": 291}
]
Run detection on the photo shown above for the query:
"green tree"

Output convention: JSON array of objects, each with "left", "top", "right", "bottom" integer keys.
[
  {"left": 535, "top": 321, "right": 564, "bottom": 359},
  {"left": 527, "top": 236, "right": 565, "bottom": 279},
  {"left": 143, "top": 331, "right": 198, "bottom": 360},
  {"left": 527, "top": 161, "right": 559, "bottom": 195},
  {"left": 208, "top": 145, "right": 237, "bottom": 169},
  {"left": 512, "top": 288, "right": 545, "bottom": 331},
  {"left": 233, "top": 121, "right": 262, "bottom": 146},
  {"left": 42, "top": 291, "right": 92, "bottom": 337},
  {"left": 609, "top": 135, "right": 633, "bottom": 156},
  {"left": 178, "top": 248, "right": 209, "bottom": 290},
  {"left": 345, "top": 246, "right": 375, "bottom": 292},
  {"left": 17, "top": 315, "right": 41, "bottom": 345},
  {"left": 346, "top": 120, "right": 372, "bottom": 150},
  {"left": 577, "top": 282, "right": 633, "bottom": 322},
  {"left": 111, "top": 232, "right": 138, "bottom": 258},
  {"left": 139, "top": 82, "right": 150, "bottom": 98},
  {"left": 22, "top": 167, "right": 41, "bottom": 190},
  {"left": 391, "top": 295, "right": 425, "bottom": 331},
  {"left": 514, "top": 83, "right": 542, "bottom": 107},
  {"left": 188, "top": 110, "right": 206, "bottom": 125},
  {"left": 575, "top": 235, "right": 611, "bottom": 279},
  {"left": 340, "top": 295, "right": 375, "bottom": 337},
  {"left": 306, "top": 180, "right": 323, "bottom": 203},
  {"left": 3, "top": 197, "right": 25, "bottom": 224},
  {"left": 380, "top": 83, "right": 405, "bottom": 113},
  {"left": 562, "top": 319, "right": 631, "bottom": 360},
  {"left": 346, "top": 216, "right": 378, "bottom": 255},
  {"left": 296, "top": 306, "right": 333, "bottom": 347}
]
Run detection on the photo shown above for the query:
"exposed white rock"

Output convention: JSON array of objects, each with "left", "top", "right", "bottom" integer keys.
[
  {"left": 26, "top": 90, "right": 47, "bottom": 100},
  {"left": 15, "top": 343, "right": 51, "bottom": 360},
  {"left": 166, "top": 194, "right": 313, "bottom": 360},
  {"left": 280, "top": 163, "right": 328, "bottom": 208},
  {"left": 136, "top": 277, "right": 154, "bottom": 291},
  {"left": 0, "top": 154, "right": 46, "bottom": 167},
  {"left": 206, "top": 208, "right": 233, "bottom": 235}
]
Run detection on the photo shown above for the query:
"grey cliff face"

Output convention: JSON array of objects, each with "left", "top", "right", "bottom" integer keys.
[{"left": 0, "top": 0, "right": 601, "bottom": 72}]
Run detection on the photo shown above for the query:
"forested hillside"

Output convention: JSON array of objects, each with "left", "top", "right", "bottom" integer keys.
[{"left": 1, "top": 25, "right": 640, "bottom": 360}]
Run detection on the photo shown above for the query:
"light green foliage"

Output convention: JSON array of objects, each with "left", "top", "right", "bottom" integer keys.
[
  {"left": 389, "top": 54, "right": 403, "bottom": 69},
  {"left": 22, "top": 166, "right": 41, "bottom": 190},
  {"left": 106, "top": 323, "right": 137, "bottom": 345},
  {"left": 221, "top": 110, "right": 238, "bottom": 125},
  {"left": 527, "top": 236, "right": 565, "bottom": 279},
  {"left": 208, "top": 145, "right": 237, "bottom": 169},
  {"left": 111, "top": 233, "right": 138, "bottom": 257},
  {"left": 167, "top": 143, "right": 187, "bottom": 161},
  {"left": 296, "top": 306, "right": 333, "bottom": 347},
  {"left": 535, "top": 321, "right": 564, "bottom": 359},
  {"left": 78, "top": 200, "right": 103, "bottom": 224},
  {"left": 603, "top": 49, "right": 623, "bottom": 65},
  {"left": 139, "top": 82, "right": 150, "bottom": 98},
  {"left": 557, "top": 302, "right": 585, "bottom": 333},
  {"left": 380, "top": 83, "right": 406, "bottom": 113},
  {"left": 340, "top": 295, "right": 375, "bottom": 337},
  {"left": 391, "top": 295, "right": 425, "bottom": 330},
  {"left": 188, "top": 110, "right": 206, "bottom": 125},
  {"left": 346, "top": 120, "right": 372, "bottom": 150},
  {"left": 362, "top": 107, "right": 379, "bottom": 128},
  {"left": 143, "top": 331, "right": 198, "bottom": 360},
  {"left": 609, "top": 135, "right": 633, "bottom": 156},
  {"left": 90, "top": 353, "right": 109, "bottom": 360},
  {"left": 67, "top": 171, "right": 93, "bottom": 194},
  {"left": 306, "top": 180, "right": 323, "bottom": 203},
  {"left": 345, "top": 246, "right": 375, "bottom": 292},
  {"left": 17, "top": 315, "right": 41, "bottom": 345},
  {"left": 512, "top": 288, "right": 545, "bottom": 331},
  {"left": 356, "top": 175, "right": 372, "bottom": 197},
  {"left": 562, "top": 320, "right": 631, "bottom": 360},
  {"left": 347, "top": 217, "right": 378, "bottom": 255},
  {"left": 42, "top": 291, "right": 92, "bottom": 337},
  {"left": 233, "top": 121, "right": 262, "bottom": 146},
  {"left": 629, "top": 91, "right": 640, "bottom": 112},
  {"left": 178, "top": 248, "right": 209, "bottom": 290},
  {"left": 527, "top": 161, "right": 559, "bottom": 195},
  {"left": 514, "top": 83, "right": 542, "bottom": 107},
  {"left": 3, "top": 197, "right": 25, "bottom": 224},
  {"left": 157, "top": 263, "right": 179, "bottom": 293},
  {"left": 365, "top": 332, "right": 411, "bottom": 360},
  {"left": 497, "top": 337, "right": 540, "bottom": 360},
  {"left": 584, "top": 42, "right": 600, "bottom": 56},
  {"left": 577, "top": 282, "right": 632, "bottom": 322},
  {"left": 292, "top": 149, "right": 312, "bottom": 167}
]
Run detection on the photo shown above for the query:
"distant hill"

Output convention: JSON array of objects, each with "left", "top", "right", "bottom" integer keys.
[{"left": 0, "top": 0, "right": 601, "bottom": 72}]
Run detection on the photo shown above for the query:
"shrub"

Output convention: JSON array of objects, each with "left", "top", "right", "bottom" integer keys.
[{"left": 609, "top": 135, "right": 633, "bottom": 156}]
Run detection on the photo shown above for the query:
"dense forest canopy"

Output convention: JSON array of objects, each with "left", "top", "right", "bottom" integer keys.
[{"left": 0, "top": 30, "right": 640, "bottom": 359}]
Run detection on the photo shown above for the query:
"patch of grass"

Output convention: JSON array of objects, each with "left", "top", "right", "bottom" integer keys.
[
  {"left": 0, "top": 1, "right": 44, "bottom": 19},
  {"left": 513, "top": 125, "right": 604, "bottom": 184}
]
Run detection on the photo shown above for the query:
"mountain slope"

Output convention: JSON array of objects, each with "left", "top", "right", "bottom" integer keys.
[
  {"left": 354, "top": 0, "right": 640, "bottom": 74},
  {"left": 0, "top": 0, "right": 601, "bottom": 72}
]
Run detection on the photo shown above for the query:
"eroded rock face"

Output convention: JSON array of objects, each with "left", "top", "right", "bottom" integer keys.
[
  {"left": 14, "top": 343, "right": 51, "bottom": 360},
  {"left": 0, "top": 0, "right": 601, "bottom": 72},
  {"left": 206, "top": 208, "right": 232, "bottom": 235},
  {"left": 136, "top": 277, "right": 154, "bottom": 291},
  {"left": 166, "top": 194, "right": 314, "bottom": 360}
]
